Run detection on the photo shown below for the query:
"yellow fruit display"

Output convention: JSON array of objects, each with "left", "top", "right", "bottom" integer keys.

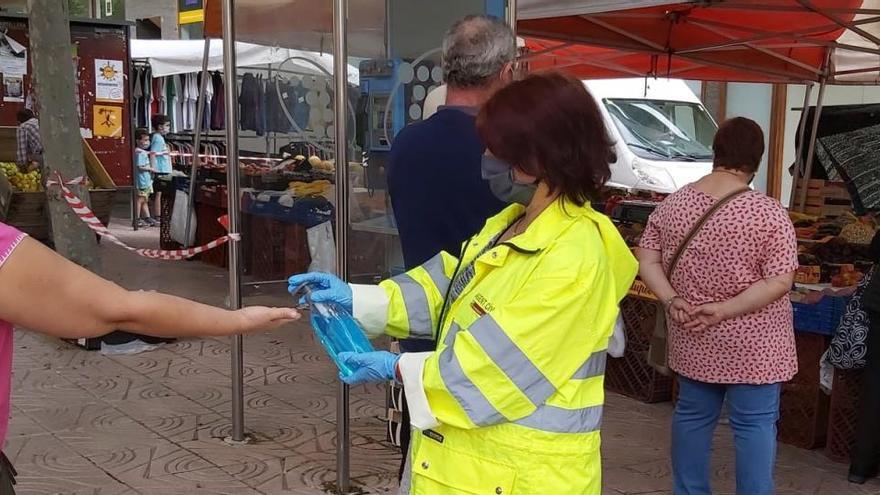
[
  {"left": 288, "top": 179, "right": 332, "bottom": 197},
  {"left": 0, "top": 162, "right": 41, "bottom": 192}
]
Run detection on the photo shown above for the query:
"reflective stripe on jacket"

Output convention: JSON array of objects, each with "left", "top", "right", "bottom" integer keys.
[{"left": 352, "top": 199, "right": 638, "bottom": 494}]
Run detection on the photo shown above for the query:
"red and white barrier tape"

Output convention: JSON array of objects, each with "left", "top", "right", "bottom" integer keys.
[
  {"left": 143, "top": 150, "right": 287, "bottom": 163},
  {"left": 49, "top": 172, "right": 238, "bottom": 261}
]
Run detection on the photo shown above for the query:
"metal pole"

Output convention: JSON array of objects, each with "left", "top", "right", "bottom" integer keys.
[
  {"left": 184, "top": 38, "right": 212, "bottom": 248},
  {"left": 788, "top": 83, "right": 813, "bottom": 209},
  {"left": 798, "top": 78, "right": 827, "bottom": 212},
  {"left": 221, "top": 0, "right": 246, "bottom": 443},
  {"left": 507, "top": 0, "right": 517, "bottom": 31},
  {"left": 332, "top": 0, "right": 351, "bottom": 491}
]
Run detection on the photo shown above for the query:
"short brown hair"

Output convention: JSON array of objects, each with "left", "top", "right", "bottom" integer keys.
[
  {"left": 713, "top": 117, "right": 765, "bottom": 173},
  {"left": 476, "top": 72, "right": 615, "bottom": 206}
]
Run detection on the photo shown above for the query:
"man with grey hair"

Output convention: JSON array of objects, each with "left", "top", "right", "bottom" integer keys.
[{"left": 385, "top": 14, "right": 515, "bottom": 480}]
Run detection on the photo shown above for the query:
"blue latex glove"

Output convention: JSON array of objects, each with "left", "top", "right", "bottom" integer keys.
[
  {"left": 338, "top": 351, "right": 400, "bottom": 385},
  {"left": 288, "top": 272, "right": 353, "bottom": 313}
]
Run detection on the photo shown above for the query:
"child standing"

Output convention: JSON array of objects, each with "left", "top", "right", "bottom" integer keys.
[
  {"left": 134, "top": 128, "right": 157, "bottom": 228},
  {"left": 149, "top": 114, "right": 172, "bottom": 224}
]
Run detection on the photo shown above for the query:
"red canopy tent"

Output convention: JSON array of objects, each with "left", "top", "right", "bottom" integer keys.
[
  {"left": 519, "top": 0, "right": 877, "bottom": 84},
  {"left": 516, "top": 0, "right": 880, "bottom": 210}
]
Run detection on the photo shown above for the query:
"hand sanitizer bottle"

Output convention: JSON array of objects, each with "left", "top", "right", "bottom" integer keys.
[{"left": 297, "top": 284, "right": 374, "bottom": 377}]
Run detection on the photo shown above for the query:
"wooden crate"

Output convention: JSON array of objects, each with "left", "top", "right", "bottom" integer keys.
[
  {"left": 3, "top": 190, "right": 48, "bottom": 239},
  {"left": 794, "top": 179, "right": 852, "bottom": 218},
  {"left": 90, "top": 189, "right": 116, "bottom": 227},
  {"left": 0, "top": 137, "right": 117, "bottom": 241}
]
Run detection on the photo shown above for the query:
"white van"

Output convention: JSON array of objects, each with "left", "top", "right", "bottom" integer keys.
[{"left": 584, "top": 78, "right": 718, "bottom": 194}]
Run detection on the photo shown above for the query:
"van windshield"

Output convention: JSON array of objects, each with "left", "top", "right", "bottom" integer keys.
[{"left": 604, "top": 98, "right": 717, "bottom": 161}]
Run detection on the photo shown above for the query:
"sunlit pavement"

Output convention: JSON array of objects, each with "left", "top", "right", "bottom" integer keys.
[{"left": 5, "top": 216, "right": 878, "bottom": 494}]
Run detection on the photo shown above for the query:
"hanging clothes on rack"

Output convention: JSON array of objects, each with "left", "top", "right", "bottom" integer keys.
[
  {"left": 256, "top": 74, "right": 267, "bottom": 136},
  {"left": 156, "top": 76, "right": 168, "bottom": 117},
  {"left": 200, "top": 71, "right": 214, "bottom": 131},
  {"left": 186, "top": 72, "right": 199, "bottom": 130},
  {"left": 291, "top": 78, "right": 311, "bottom": 131},
  {"left": 172, "top": 74, "right": 184, "bottom": 132},
  {"left": 239, "top": 72, "right": 261, "bottom": 133},
  {"left": 133, "top": 66, "right": 145, "bottom": 127},
  {"left": 143, "top": 66, "right": 153, "bottom": 129},
  {"left": 211, "top": 72, "right": 225, "bottom": 131},
  {"left": 152, "top": 76, "right": 160, "bottom": 117},
  {"left": 266, "top": 76, "right": 291, "bottom": 133}
]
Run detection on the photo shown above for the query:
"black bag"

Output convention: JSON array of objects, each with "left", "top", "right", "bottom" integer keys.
[
  {"left": 827, "top": 268, "right": 874, "bottom": 370},
  {"left": 0, "top": 451, "right": 17, "bottom": 495}
]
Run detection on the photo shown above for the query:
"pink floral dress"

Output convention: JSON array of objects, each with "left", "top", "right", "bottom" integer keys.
[{"left": 639, "top": 185, "right": 799, "bottom": 384}]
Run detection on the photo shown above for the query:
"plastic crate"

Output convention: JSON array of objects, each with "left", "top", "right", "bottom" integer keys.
[
  {"left": 243, "top": 195, "right": 333, "bottom": 228},
  {"left": 778, "top": 332, "right": 831, "bottom": 449},
  {"left": 606, "top": 295, "right": 673, "bottom": 403},
  {"left": 196, "top": 204, "right": 228, "bottom": 268},
  {"left": 826, "top": 368, "right": 864, "bottom": 463},
  {"left": 159, "top": 188, "right": 181, "bottom": 251},
  {"left": 792, "top": 295, "right": 849, "bottom": 336}
]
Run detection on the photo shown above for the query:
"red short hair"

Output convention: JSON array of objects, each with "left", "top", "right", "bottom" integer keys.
[
  {"left": 476, "top": 72, "right": 615, "bottom": 206},
  {"left": 713, "top": 117, "right": 765, "bottom": 173}
]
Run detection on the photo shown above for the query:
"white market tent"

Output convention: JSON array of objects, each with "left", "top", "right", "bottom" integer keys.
[{"left": 130, "top": 39, "right": 360, "bottom": 85}]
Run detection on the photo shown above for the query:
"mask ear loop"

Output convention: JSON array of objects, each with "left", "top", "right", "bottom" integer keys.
[{"left": 509, "top": 165, "right": 541, "bottom": 186}]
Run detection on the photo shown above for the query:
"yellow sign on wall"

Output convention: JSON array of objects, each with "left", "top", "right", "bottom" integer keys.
[
  {"left": 93, "top": 105, "right": 123, "bottom": 138},
  {"left": 179, "top": 9, "right": 204, "bottom": 24}
]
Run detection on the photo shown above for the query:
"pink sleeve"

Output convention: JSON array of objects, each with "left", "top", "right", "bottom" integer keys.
[
  {"left": 0, "top": 222, "right": 26, "bottom": 268},
  {"left": 761, "top": 207, "right": 799, "bottom": 279},
  {"left": 638, "top": 208, "right": 663, "bottom": 251}
]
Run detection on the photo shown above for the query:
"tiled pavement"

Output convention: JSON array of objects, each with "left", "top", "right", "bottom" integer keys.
[{"left": 5, "top": 218, "right": 880, "bottom": 494}]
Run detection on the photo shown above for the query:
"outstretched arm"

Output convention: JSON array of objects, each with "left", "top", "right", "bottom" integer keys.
[{"left": 0, "top": 237, "right": 298, "bottom": 339}]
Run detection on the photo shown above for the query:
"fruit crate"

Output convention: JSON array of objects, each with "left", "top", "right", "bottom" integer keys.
[
  {"left": 606, "top": 294, "right": 673, "bottom": 403},
  {"left": 826, "top": 368, "right": 864, "bottom": 463},
  {"left": 792, "top": 295, "right": 849, "bottom": 336},
  {"left": 793, "top": 179, "right": 852, "bottom": 218},
  {"left": 778, "top": 332, "right": 831, "bottom": 449},
  {"left": 0, "top": 138, "right": 117, "bottom": 242},
  {"left": 0, "top": 175, "right": 115, "bottom": 241}
]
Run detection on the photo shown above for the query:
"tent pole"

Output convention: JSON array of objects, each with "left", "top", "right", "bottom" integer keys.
[
  {"left": 789, "top": 83, "right": 813, "bottom": 209},
  {"left": 221, "top": 0, "right": 246, "bottom": 443},
  {"left": 332, "top": 0, "right": 351, "bottom": 491},
  {"left": 184, "top": 38, "right": 212, "bottom": 248},
  {"left": 508, "top": 0, "right": 517, "bottom": 32},
  {"left": 798, "top": 78, "right": 827, "bottom": 212}
]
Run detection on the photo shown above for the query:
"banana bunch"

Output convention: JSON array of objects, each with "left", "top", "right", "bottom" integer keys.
[
  {"left": 0, "top": 162, "right": 41, "bottom": 192},
  {"left": 288, "top": 179, "right": 332, "bottom": 197}
]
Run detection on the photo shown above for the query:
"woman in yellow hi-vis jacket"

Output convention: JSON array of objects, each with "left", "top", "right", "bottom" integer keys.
[{"left": 290, "top": 73, "right": 637, "bottom": 494}]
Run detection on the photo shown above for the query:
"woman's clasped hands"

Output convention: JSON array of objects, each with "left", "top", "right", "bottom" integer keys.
[{"left": 667, "top": 297, "right": 729, "bottom": 332}]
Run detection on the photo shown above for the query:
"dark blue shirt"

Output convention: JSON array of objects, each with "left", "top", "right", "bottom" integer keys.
[{"left": 388, "top": 106, "right": 506, "bottom": 352}]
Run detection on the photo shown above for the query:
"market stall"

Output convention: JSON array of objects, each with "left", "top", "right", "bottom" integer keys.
[
  {"left": 520, "top": 0, "right": 880, "bottom": 465},
  {"left": 131, "top": 38, "right": 365, "bottom": 285},
  {"left": 0, "top": 15, "right": 131, "bottom": 238}
]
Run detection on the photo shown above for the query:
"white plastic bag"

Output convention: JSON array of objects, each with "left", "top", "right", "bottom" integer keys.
[
  {"left": 607, "top": 314, "right": 626, "bottom": 358},
  {"left": 820, "top": 349, "right": 835, "bottom": 394},
  {"left": 170, "top": 189, "right": 196, "bottom": 246},
  {"left": 100, "top": 339, "right": 159, "bottom": 356},
  {"left": 307, "top": 221, "right": 336, "bottom": 273}
]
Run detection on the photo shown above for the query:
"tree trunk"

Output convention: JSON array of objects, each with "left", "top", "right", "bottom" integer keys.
[{"left": 27, "top": 0, "right": 99, "bottom": 268}]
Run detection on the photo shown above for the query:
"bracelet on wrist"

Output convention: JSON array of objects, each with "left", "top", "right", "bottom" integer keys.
[{"left": 663, "top": 295, "right": 680, "bottom": 309}]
